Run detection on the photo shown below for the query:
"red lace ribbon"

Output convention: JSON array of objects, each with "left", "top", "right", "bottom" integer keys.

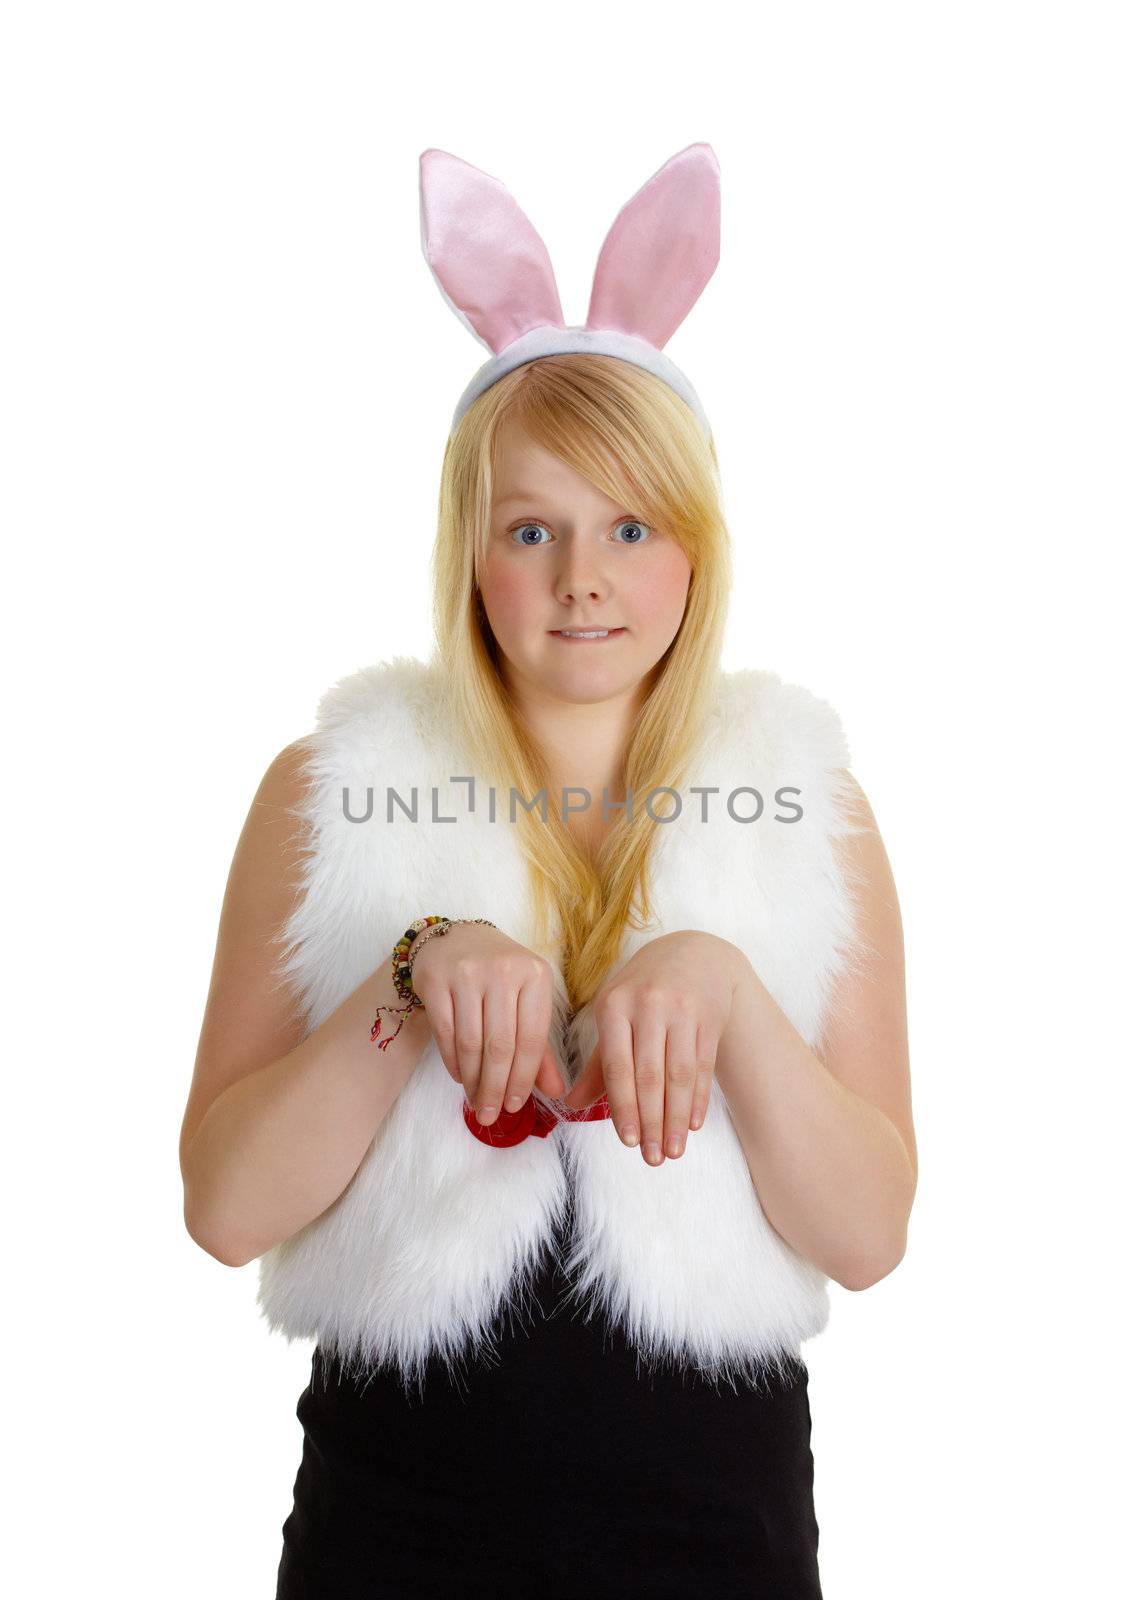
[{"left": 463, "top": 1091, "right": 610, "bottom": 1147}]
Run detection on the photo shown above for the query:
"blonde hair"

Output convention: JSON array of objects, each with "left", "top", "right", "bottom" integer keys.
[{"left": 428, "top": 354, "right": 732, "bottom": 1012}]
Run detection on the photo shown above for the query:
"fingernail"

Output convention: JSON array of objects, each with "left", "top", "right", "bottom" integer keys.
[
  {"left": 505, "top": 1094, "right": 525, "bottom": 1112},
  {"left": 665, "top": 1135, "right": 682, "bottom": 1158},
  {"left": 644, "top": 1142, "right": 662, "bottom": 1165},
  {"left": 477, "top": 1105, "right": 498, "bottom": 1124},
  {"left": 620, "top": 1125, "right": 639, "bottom": 1147}
]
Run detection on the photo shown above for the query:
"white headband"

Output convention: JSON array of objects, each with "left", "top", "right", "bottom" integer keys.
[{"left": 418, "top": 143, "right": 721, "bottom": 439}]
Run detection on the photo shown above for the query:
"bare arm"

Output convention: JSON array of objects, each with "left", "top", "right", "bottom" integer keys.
[
  {"left": 179, "top": 741, "right": 432, "bottom": 1269},
  {"left": 716, "top": 771, "right": 917, "bottom": 1291}
]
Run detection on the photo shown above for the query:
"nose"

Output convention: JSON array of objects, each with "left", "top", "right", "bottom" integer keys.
[{"left": 555, "top": 533, "right": 609, "bottom": 605}]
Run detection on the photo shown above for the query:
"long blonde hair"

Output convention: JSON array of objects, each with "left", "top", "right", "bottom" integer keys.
[{"left": 429, "top": 354, "right": 732, "bottom": 1012}]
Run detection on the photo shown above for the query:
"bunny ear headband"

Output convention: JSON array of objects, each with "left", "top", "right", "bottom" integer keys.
[{"left": 419, "top": 142, "right": 721, "bottom": 438}]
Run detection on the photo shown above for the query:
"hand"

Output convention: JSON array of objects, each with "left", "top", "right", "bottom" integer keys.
[
  {"left": 409, "top": 922, "right": 567, "bottom": 1122},
  {"left": 560, "top": 931, "right": 748, "bottom": 1166}
]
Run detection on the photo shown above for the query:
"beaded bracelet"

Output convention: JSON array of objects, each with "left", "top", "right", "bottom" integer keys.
[
  {"left": 369, "top": 914, "right": 444, "bottom": 1051},
  {"left": 369, "top": 915, "right": 498, "bottom": 1051}
]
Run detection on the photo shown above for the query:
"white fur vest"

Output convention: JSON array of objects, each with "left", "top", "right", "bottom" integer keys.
[{"left": 255, "top": 655, "right": 861, "bottom": 1396}]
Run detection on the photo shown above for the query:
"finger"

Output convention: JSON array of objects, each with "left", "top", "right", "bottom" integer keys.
[
  {"left": 451, "top": 982, "right": 485, "bottom": 1106},
  {"left": 662, "top": 1013, "right": 699, "bottom": 1159},
  {"left": 560, "top": 1043, "right": 603, "bottom": 1113},
  {"left": 633, "top": 1000, "right": 667, "bottom": 1166},
  {"left": 505, "top": 971, "right": 553, "bottom": 1111},
  {"left": 476, "top": 976, "right": 519, "bottom": 1124},
  {"left": 535, "top": 1042, "right": 567, "bottom": 1100},
  {"left": 424, "top": 983, "right": 460, "bottom": 1082},
  {"left": 594, "top": 1006, "right": 638, "bottom": 1149},
  {"left": 560, "top": 1045, "right": 603, "bottom": 1112},
  {"left": 689, "top": 1017, "right": 718, "bottom": 1131}
]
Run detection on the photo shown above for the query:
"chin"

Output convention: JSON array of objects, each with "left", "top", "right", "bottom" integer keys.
[{"left": 548, "top": 669, "right": 642, "bottom": 701}]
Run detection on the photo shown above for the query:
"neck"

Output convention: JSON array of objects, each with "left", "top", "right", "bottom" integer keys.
[
  {"left": 503, "top": 670, "right": 652, "bottom": 799},
  {"left": 528, "top": 705, "right": 634, "bottom": 851}
]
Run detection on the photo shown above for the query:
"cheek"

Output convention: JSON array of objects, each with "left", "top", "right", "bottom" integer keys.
[
  {"left": 628, "top": 548, "right": 692, "bottom": 626},
  {"left": 481, "top": 558, "right": 537, "bottom": 622}
]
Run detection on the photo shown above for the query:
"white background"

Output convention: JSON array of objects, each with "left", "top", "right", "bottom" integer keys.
[{"left": 4, "top": 2, "right": 1134, "bottom": 1594}]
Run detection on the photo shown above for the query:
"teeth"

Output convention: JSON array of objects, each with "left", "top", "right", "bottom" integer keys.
[{"left": 559, "top": 629, "right": 612, "bottom": 637}]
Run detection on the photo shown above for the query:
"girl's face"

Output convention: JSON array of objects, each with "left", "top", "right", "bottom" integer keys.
[{"left": 480, "top": 420, "right": 692, "bottom": 706}]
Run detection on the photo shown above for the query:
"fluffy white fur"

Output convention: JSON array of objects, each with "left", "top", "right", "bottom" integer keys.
[{"left": 255, "top": 655, "right": 863, "bottom": 1397}]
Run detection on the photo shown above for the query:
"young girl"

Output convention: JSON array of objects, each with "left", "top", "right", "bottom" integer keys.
[{"left": 180, "top": 144, "right": 916, "bottom": 1597}]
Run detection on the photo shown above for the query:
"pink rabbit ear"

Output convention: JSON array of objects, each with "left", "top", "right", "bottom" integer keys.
[
  {"left": 585, "top": 143, "right": 720, "bottom": 350},
  {"left": 419, "top": 149, "right": 567, "bottom": 356}
]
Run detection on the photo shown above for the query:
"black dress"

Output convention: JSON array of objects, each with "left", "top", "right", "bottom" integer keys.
[{"left": 274, "top": 1202, "right": 824, "bottom": 1599}]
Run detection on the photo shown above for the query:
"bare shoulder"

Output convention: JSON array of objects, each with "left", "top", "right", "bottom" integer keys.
[
  {"left": 179, "top": 738, "right": 316, "bottom": 1172},
  {"left": 818, "top": 770, "right": 917, "bottom": 1181},
  {"left": 244, "top": 737, "right": 316, "bottom": 866}
]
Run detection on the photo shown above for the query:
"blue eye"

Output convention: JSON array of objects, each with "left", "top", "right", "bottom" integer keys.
[{"left": 508, "top": 519, "right": 652, "bottom": 545}]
